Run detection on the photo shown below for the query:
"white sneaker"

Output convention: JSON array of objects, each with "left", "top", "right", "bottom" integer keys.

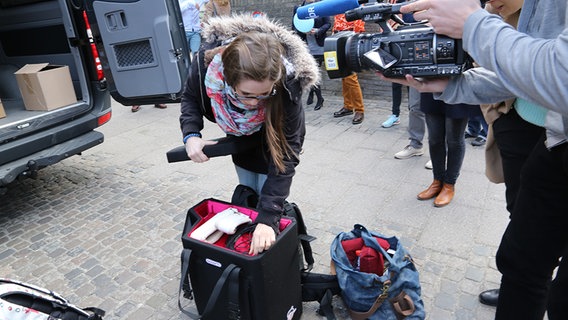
[
  {"left": 394, "top": 145, "right": 424, "bottom": 159},
  {"left": 425, "top": 160, "right": 433, "bottom": 170}
]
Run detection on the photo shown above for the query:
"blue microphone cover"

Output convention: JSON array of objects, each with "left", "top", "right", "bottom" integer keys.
[{"left": 296, "top": 0, "right": 360, "bottom": 19}]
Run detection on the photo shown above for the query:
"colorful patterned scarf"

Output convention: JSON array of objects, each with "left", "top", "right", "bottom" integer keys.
[{"left": 204, "top": 53, "right": 266, "bottom": 136}]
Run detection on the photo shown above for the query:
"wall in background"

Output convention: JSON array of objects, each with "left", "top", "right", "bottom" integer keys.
[{"left": 229, "top": 0, "right": 398, "bottom": 101}]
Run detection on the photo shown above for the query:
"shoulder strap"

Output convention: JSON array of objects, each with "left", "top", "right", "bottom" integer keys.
[
  {"left": 178, "top": 249, "right": 241, "bottom": 319},
  {"left": 348, "top": 279, "right": 391, "bottom": 320},
  {"left": 201, "top": 264, "right": 241, "bottom": 319},
  {"left": 212, "top": 2, "right": 219, "bottom": 17},
  {"left": 179, "top": 248, "right": 200, "bottom": 319},
  {"left": 284, "top": 202, "right": 316, "bottom": 271}
]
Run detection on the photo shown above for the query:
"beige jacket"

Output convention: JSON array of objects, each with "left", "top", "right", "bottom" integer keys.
[
  {"left": 480, "top": 8, "right": 520, "bottom": 184},
  {"left": 201, "top": 0, "right": 231, "bottom": 26}
]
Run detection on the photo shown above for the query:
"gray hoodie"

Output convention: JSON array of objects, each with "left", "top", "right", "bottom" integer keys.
[{"left": 437, "top": 0, "right": 568, "bottom": 148}]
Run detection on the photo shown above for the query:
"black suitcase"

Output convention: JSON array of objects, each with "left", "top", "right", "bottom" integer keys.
[{"left": 179, "top": 198, "right": 302, "bottom": 320}]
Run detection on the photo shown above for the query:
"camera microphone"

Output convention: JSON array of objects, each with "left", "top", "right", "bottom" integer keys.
[{"left": 296, "top": 0, "right": 360, "bottom": 19}]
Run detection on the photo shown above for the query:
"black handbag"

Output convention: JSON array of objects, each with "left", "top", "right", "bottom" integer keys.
[{"left": 178, "top": 198, "right": 303, "bottom": 320}]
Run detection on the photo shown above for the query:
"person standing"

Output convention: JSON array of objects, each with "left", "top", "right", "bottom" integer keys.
[
  {"left": 200, "top": 0, "right": 231, "bottom": 26},
  {"left": 393, "top": 87, "right": 428, "bottom": 163},
  {"left": 465, "top": 111, "right": 489, "bottom": 146},
  {"left": 473, "top": 0, "right": 545, "bottom": 308},
  {"left": 382, "top": 0, "right": 416, "bottom": 129},
  {"left": 293, "top": 0, "right": 331, "bottom": 111},
  {"left": 382, "top": 83, "right": 402, "bottom": 128},
  {"left": 416, "top": 93, "right": 477, "bottom": 207},
  {"left": 385, "top": 0, "right": 568, "bottom": 318},
  {"left": 331, "top": 14, "right": 365, "bottom": 125},
  {"left": 179, "top": 0, "right": 208, "bottom": 60},
  {"left": 130, "top": 103, "right": 167, "bottom": 113}
]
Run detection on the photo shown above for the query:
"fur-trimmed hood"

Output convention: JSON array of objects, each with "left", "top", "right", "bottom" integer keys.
[{"left": 201, "top": 14, "right": 321, "bottom": 90}]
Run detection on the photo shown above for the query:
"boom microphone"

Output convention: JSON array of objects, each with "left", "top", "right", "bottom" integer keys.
[{"left": 296, "top": 0, "right": 360, "bottom": 19}]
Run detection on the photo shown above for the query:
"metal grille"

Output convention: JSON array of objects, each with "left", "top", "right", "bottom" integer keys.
[{"left": 113, "top": 40, "right": 155, "bottom": 68}]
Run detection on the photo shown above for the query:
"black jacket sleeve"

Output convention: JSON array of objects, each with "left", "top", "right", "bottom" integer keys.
[
  {"left": 179, "top": 51, "right": 212, "bottom": 138},
  {"left": 254, "top": 78, "right": 306, "bottom": 229}
]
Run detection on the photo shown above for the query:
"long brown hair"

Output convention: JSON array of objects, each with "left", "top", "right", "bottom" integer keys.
[{"left": 222, "top": 32, "right": 295, "bottom": 173}]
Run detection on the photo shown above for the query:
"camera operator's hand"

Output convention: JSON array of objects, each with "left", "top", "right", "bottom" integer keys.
[
  {"left": 400, "top": 0, "right": 483, "bottom": 39},
  {"left": 184, "top": 137, "right": 218, "bottom": 163},
  {"left": 378, "top": 73, "right": 450, "bottom": 93}
]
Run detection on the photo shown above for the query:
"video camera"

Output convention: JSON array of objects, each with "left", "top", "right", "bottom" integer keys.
[{"left": 299, "top": 0, "right": 473, "bottom": 78}]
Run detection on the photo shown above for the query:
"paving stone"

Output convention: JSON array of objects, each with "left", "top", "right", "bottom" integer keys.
[{"left": 0, "top": 95, "right": 508, "bottom": 319}]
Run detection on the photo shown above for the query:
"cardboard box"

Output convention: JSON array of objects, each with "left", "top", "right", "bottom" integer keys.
[
  {"left": 14, "top": 63, "right": 76, "bottom": 111},
  {"left": 0, "top": 99, "right": 5, "bottom": 119}
]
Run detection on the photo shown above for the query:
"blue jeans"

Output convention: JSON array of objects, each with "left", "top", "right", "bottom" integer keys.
[
  {"left": 235, "top": 165, "right": 267, "bottom": 195},
  {"left": 467, "top": 114, "right": 488, "bottom": 138},
  {"left": 185, "top": 31, "right": 201, "bottom": 54},
  {"left": 425, "top": 113, "right": 468, "bottom": 185}
]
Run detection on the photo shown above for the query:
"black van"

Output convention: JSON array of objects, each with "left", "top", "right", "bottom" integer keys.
[{"left": 0, "top": 0, "right": 189, "bottom": 189}]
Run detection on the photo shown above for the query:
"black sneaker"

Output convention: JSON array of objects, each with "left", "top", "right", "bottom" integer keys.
[
  {"left": 471, "top": 136, "right": 486, "bottom": 146},
  {"left": 464, "top": 130, "right": 476, "bottom": 139}
]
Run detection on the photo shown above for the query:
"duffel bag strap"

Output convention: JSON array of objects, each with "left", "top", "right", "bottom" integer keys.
[
  {"left": 348, "top": 279, "right": 391, "bottom": 320},
  {"left": 390, "top": 291, "right": 416, "bottom": 320}
]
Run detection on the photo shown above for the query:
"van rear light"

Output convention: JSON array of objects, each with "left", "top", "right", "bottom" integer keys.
[
  {"left": 98, "top": 110, "right": 112, "bottom": 126},
  {"left": 83, "top": 11, "right": 104, "bottom": 81}
]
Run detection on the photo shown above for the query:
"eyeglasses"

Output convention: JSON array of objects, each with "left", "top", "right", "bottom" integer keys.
[{"left": 227, "top": 84, "right": 277, "bottom": 101}]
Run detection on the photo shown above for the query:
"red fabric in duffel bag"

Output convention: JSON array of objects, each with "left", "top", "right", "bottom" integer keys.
[{"left": 341, "top": 237, "right": 390, "bottom": 263}]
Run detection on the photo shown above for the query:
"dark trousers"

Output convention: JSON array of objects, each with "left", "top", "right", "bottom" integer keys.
[
  {"left": 495, "top": 134, "right": 568, "bottom": 320},
  {"left": 492, "top": 109, "right": 544, "bottom": 214},
  {"left": 391, "top": 83, "right": 402, "bottom": 116},
  {"left": 425, "top": 113, "right": 468, "bottom": 185}
]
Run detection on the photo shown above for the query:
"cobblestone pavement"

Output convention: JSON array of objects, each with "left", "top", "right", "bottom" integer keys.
[{"left": 0, "top": 94, "right": 508, "bottom": 319}]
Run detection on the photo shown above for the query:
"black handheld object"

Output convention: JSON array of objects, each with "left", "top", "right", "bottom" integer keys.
[
  {"left": 323, "top": 0, "right": 471, "bottom": 79},
  {"left": 166, "top": 135, "right": 259, "bottom": 163}
]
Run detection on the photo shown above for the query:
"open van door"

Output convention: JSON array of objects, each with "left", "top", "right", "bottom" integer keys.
[{"left": 84, "top": 0, "right": 189, "bottom": 106}]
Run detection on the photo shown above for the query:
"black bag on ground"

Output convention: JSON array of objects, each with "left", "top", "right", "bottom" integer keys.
[
  {"left": 0, "top": 278, "right": 105, "bottom": 320},
  {"left": 231, "top": 184, "right": 341, "bottom": 320},
  {"left": 179, "top": 198, "right": 303, "bottom": 320}
]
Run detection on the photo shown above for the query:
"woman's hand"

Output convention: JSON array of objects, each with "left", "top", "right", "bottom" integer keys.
[
  {"left": 184, "top": 137, "right": 218, "bottom": 163},
  {"left": 249, "top": 223, "right": 276, "bottom": 256}
]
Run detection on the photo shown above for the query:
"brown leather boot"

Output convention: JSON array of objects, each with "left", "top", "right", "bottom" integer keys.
[
  {"left": 434, "top": 183, "right": 455, "bottom": 207},
  {"left": 417, "top": 180, "right": 443, "bottom": 200}
]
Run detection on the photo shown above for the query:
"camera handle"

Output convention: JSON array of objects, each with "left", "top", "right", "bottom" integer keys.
[
  {"left": 377, "top": 13, "right": 405, "bottom": 33},
  {"left": 345, "top": 1, "right": 414, "bottom": 33}
]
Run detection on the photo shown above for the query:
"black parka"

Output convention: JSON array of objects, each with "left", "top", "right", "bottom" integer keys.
[{"left": 179, "top": 14, "right": 320, "bottom": 228}]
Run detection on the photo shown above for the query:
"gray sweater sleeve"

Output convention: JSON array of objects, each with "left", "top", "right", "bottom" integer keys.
[
  {"left": 437, "top": 66, "right": 515, "bottom": 105},
  {"left": 456, "top": 8, "right": 568, "bottom": 116}
]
